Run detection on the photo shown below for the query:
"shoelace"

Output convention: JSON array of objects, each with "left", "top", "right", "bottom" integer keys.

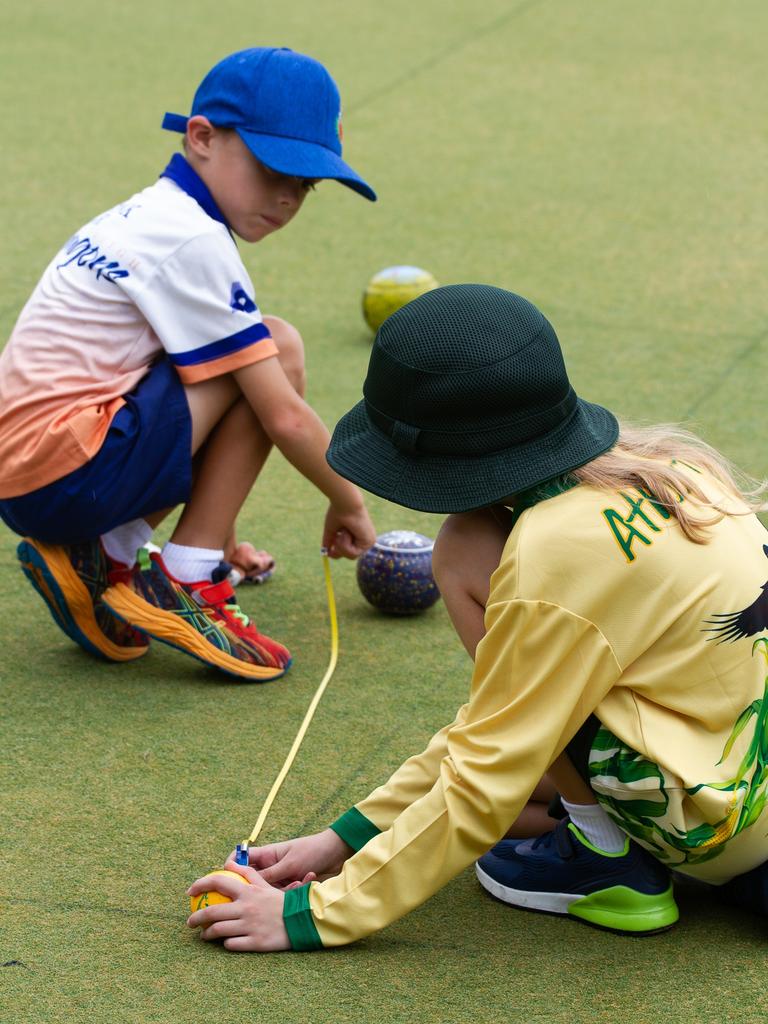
[
  {"left": 223, "top": 602, "right": 250, "bottom": 627},
  {"left": 211, "top": 561, "right": 254, "bottom": 629}
]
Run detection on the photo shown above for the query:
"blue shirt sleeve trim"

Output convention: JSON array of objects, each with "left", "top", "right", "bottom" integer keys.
[{"left": 170, "top": 322, "right": 272, "bottom": 367}]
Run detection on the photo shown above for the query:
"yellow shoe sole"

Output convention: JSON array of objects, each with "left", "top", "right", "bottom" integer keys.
[{"left": 19, "top": 539, "right": 148, "bottom": 662}]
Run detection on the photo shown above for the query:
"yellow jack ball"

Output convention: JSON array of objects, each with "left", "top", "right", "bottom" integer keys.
[
  {"left": 189, "top": 869, "right": 250, "bottom": 913},
  {"left": 362, "top": 265, "right": 439, "bottom": 333}
]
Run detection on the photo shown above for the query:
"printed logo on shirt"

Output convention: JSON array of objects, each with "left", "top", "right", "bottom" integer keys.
[
  {"left": 56, "top": 234, "right": 130, "bottom": 283},
  {"left": 601, "top": 460, "right": 707, "bottom": 563},
  {"left": 601, "top": 487, "right": 674, "bottom": 563},
  {"left": 230, "top": 282, "right": 257, "bottom": 314},
  {"left": 117, "top": 202, "right": 141, "bottom": 219}
]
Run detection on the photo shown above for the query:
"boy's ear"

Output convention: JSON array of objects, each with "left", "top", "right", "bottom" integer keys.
[{"left": 185, "top": 115, "right": 216, "bottom": 159}]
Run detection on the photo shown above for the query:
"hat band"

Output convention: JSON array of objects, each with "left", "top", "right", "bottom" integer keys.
[{"left": 365, "top": 388, "right": 579, "bottom": 457}]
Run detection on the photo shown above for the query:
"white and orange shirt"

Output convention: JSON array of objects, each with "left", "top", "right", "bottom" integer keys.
[{"left": 0, "top": 154, "right": 277, "bottom": 498}]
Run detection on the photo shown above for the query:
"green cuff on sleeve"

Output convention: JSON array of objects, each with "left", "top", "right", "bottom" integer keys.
[
  {"left": 283, "top": 883, "right": 323, "bottom": 951},
  {"left": 329, "top": 806, "right": 382, "bottom": 852}
]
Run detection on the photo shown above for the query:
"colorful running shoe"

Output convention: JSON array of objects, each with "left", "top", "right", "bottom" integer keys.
[
  {"left": 476, "top": 817, "right": 679, "bottom": 934},
  {"left": 17, "top": 537, "right": 149, "bottom": 661},
  {"left": 101, "top": 552, "right": 291, "bottom": 681}
]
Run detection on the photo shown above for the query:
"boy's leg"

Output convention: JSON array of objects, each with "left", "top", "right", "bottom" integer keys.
[
  {"left": 13, "top": 354, "right": 198, "bottom": 663},
  {"left": 171, "top": 391, "right": 272, "bottom": 551},
  {"left": 173, "top": 315, "right": 304, "bottom": 549},
  {"left": 102, "top": 318, "right": 304, "bottom": 681}
]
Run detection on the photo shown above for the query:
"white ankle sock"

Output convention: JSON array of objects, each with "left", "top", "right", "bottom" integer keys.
[
  {"left": 561, "top": 798, "right": 627, "bottom": 853},
  {"left": 101, "top": 519, "right": 153, "bottom": 567},
  {"left": 161, "top": 542, "right": 224, "bottom": 583}
]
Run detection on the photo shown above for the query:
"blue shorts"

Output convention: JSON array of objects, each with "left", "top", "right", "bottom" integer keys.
[{"left": 0, "top": 359, "right": 192, "bottom": 544}]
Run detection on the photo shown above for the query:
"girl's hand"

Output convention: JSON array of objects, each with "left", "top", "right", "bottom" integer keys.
[
  {"left": 323, "top": 503, "right": 376, "bottom": 559},
  {"left": 235, "top": 829, "right": 353, "bottom": 889},
  {"left": 187, "top": 865, "right": 290, "bottom": 952}
]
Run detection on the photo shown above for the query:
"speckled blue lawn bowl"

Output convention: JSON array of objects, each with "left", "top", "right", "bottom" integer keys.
[{"left": 356, "top": 530, "right": 440, "bottom": 615}]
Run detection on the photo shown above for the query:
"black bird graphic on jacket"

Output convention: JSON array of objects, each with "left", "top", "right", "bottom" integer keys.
[{"left": 704, "top": 544, "right": 768, "bottom": 643}]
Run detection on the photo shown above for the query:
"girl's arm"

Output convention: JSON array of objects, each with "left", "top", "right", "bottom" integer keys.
[{"left": 293, "top": 598, "right": 620, "bottom": 949}]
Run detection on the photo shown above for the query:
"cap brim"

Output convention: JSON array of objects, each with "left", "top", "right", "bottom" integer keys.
[
  {"left": 327, "top": 399, "right": 619, "bottom": 513},
  {"left": 236, "top": 128, "right": 376, "bottom": 201}
]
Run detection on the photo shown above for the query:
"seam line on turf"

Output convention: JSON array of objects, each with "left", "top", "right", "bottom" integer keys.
[{"left": 346, "top": 0, "right": 547, "bottom": 114}]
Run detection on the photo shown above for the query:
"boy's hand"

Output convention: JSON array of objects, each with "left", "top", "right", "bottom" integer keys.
[
  {"left": 187, "top": 865, "right": 290, "bottom": 952},
  {"left": 323, "top": 503, "right": 376, "bottom": 559},
  {"left": 236, "top": 829, "right": 354, "bottom": 889}
]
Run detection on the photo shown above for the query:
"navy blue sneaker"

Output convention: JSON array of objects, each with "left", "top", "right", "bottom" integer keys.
[{"left": 476, "top": 817, "right": 679, "bottom": 934}]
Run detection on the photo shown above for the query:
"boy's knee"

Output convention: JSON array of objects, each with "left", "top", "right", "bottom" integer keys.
[{"left": 263, "top": 315, "right": 306, "bottom": 396}]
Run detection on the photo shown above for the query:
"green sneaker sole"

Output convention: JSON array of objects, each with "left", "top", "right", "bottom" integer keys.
[{"left": 569, "top": 882, "right": 679, "bottom": 934}]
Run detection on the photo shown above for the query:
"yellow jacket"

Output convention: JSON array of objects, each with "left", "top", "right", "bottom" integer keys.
[{"left": 283, "top": 472, "right": 768, "bottom": 948}]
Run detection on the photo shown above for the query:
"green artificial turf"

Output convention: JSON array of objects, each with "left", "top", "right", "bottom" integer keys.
[{"left": 2, "top": 1, "right": 768, "bottom": 1021}]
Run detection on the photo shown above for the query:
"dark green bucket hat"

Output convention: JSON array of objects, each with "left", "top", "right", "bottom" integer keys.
[{"left": 327, "top": 284, "right": 618, "bottom": 513}]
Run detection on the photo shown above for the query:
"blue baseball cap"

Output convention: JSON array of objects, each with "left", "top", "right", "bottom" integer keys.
[{"left": 162, "top": 47, "right": 376, "bottom": 201}]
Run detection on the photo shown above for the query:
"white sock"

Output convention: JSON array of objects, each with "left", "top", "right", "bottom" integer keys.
[
  {"left": 101, "top": 519, "right": 153, "bottom": 567},
  {"left": 161, "top": 541, "right": 224, "bottom": 583},
  {"left": 561, "top": 798, "right": 627, "bottom": 853}
]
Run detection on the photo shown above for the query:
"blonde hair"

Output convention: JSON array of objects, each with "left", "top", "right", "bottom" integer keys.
[{"left": 571, "top": 422, "right": 768, "bottom": 543}]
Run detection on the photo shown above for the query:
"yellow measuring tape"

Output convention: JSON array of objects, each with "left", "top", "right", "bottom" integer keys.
[{"left": 242, "top": 551, "right": 339, "bottom": 848}]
